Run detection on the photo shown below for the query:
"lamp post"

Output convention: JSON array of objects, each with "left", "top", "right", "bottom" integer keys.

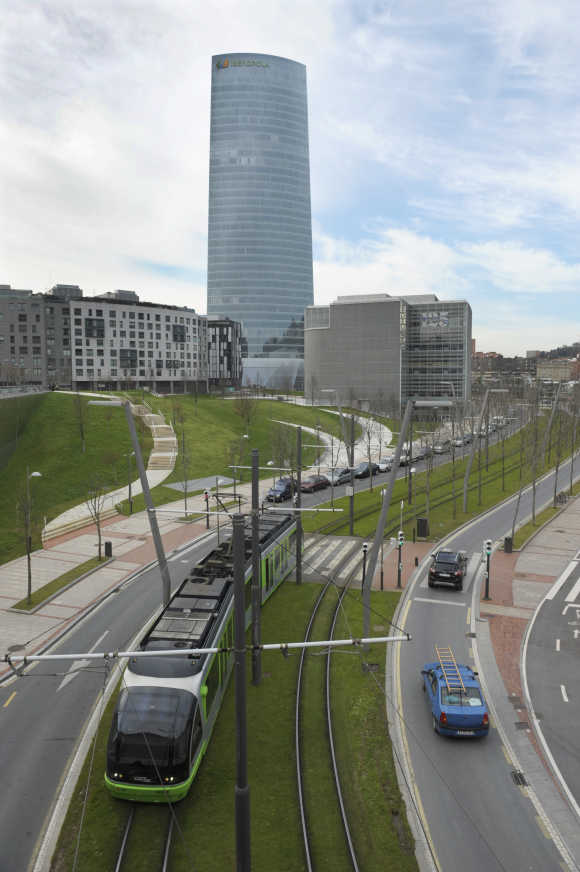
[
  {"left": 123, "top": 451, "right": 135, "bottom": 513},
  {"left": 25, "top": 467, "right": 42, "bottom": 606}
]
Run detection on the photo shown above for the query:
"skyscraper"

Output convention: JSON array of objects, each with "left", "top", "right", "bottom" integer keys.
[{"left": 207, "top": 53, "right": 314, "bottom": 388}]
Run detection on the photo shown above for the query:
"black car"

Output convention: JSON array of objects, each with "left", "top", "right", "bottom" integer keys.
[
  {"left": 327, "top": 467, "right": 351, "bottom": 486},
  {"left": 300, "top": 474, "right": 329, "bottom": 493},
  {"left": 353, "top": 461, "right": 379, "bottom": 479},
  {"left": 266, "top": 477, "right": 295, "bottom": 502},
  {"left": 428, "top": 550, "right": 468, "bottom": 591}
]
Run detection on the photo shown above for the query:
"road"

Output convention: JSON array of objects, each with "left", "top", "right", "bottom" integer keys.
[{"left": 394, "top": 452, "right": 579, "bottom": 871}]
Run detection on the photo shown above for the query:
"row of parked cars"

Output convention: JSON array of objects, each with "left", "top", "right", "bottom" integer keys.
[{"left": 266, "top": 460, "right": 394, "bottom": 502}]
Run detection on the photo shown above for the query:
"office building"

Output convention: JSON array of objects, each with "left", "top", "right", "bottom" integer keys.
[
  {"left": 206, "top": 52, "right": 314, "bottom": 389},
  {"left": 207, "top": 316, "right": 242, "bottom": 388},
  {"left": 304, "top": 293, "right": 472, "bottom": 412}
]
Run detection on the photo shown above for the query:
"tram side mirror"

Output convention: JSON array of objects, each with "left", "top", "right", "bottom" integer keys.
[{"left": 201, "top": 685, "right": 208, "bottom": 697}]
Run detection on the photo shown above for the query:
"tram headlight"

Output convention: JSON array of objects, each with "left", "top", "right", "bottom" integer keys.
[
  {"left": 113, "top": 772, "right": 124, "bottom": 779},
  {"left": 164, "top": 776, "right": 175, "bottom": 783}
]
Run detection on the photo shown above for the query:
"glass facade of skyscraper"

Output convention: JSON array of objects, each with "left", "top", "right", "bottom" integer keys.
[{"left": 207, "top": 53, "right": 314, "bottom": 381}]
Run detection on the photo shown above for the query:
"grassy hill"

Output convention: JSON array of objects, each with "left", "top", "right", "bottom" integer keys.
[{"left": 0, "top": 393, "right": 151, "bottom": 565}]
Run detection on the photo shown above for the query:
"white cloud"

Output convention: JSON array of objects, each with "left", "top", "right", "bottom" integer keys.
[{"left": 461, "top": 240, "right": 580, "bottom": 293}]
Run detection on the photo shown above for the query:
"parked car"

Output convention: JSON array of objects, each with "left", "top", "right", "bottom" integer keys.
[
  {"left": 428, "top": 550, "right": 468, "bottom": 590},
  {"left": 266, "top": 477, "right": 295, "bottom": 503},
  {"left": 353, "top": 461, "right": 379, "bottom": 479},
  {"left": 326, "top": 467, "right": 351, "bottom": 486},
  {"left": 398, "top": 452, "right": 410, "bottom": 467},
  {"left": 377, "top": 457, "right": 392, "bottom": 473},
  {"left": 463, "top": 432, "right": 473, "bottom": 444},
  {"left": 300, "top": 474, "right": 329, "bottom": 493},
  {"left": 432, "top": 440, "right": 451, "bottom": 454},
  {"left": 453, "top": 437, "right": 464, "bottom": 448},
  {"left": 421, "top": 653, "right": 489, "bottom": 738}
]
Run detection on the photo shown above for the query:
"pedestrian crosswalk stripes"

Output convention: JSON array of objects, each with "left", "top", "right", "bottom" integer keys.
[{"left": 326, "top": 540, "right": 355, "bottom": 570}]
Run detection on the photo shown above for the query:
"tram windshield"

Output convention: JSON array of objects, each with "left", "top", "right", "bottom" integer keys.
[{"left": 107, "top": 687, "right": 196, "bottom": 778}]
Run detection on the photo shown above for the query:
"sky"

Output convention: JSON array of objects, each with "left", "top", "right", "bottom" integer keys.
[{"left": 2, "top": 0, "right": 580, "bottom": 356}]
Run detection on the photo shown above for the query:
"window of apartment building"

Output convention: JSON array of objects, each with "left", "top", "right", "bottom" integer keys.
[
  {"left": 74, "top": 318, "right": 82, "bottom": 326},
  {"left": 138, "top": 331, "right": 144, "bottom": 339},
  {"left": 96, "top": 309, "right": 103, "bottom": 317},
  {"left": 155, "top": 332, "right": 161, "bottom": 340},
  {"left": 75, "top": 341, "right": 82, "bottom": 349},
  {"left": 147, "top": 350, "right": 153, "bottom": 357},
  {"left": 111, "top": 369, "right": 117, "bottom": 376},
  {"left": 87, "top": 369, "right": 94, "bottom": 376},
  {"left": 18, "top": 324, "right": 27, "bottom": 333},
  {"left": 129, "top": 311, "right": 135, "bottom": 320},
  {"left": 74, "top": 308, "right": 81, "bottom": 316},
  {"left": 147, "top": 341, "right": 153, "bottom": 348},
  {"left": 138, "top": 350, "right": 145, "bottom": 358},
  {"left": 19, "top": 347, "right": 28, "bottom": 355},
  {"left": 138, "top": 312, "right": 144, "bottom": 320},
  {"left": 120, "top": 330, "right": 126, "bottom": 338},
  {"left": 155, "top": 313, "right": 161, "bottom": 322},
  {"left": 129, "top": 331, "right": 135, "bottom": 339},
  {"left": 75, "top": 368, "right": 83, "bottom": 375},
  {"left": 110, "top": 349, "right": 117, "bottom": 356}
]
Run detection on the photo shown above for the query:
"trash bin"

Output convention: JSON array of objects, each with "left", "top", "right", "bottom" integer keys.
[
  {"left": 417, "top": 517, "right": 429, "bottom": 538},
  {"left": 104, "top": 541, "right": 113, "bottom": 558},
  {"left": 504, "top": 536, "right": 512, "bottom": 554}
]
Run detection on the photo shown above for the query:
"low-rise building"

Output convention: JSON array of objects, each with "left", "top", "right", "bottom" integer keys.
[{"left": 304, "top": 293, "right": 472, "bottom": 412}]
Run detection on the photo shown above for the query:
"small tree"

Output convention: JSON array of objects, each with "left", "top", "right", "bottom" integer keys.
[
  {"left": 85, "top": 477, "right": 108, "bottom": 560},
  {"left": 234, "top": 393, "right": 257, "bottom": 431}
]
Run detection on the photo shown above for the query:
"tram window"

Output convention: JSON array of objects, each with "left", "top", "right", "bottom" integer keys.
[
  {"left": 190, "top": 705, "right": 202, "bottom": 763},
  {"left": 245, "top": 576, "right": 252, "bottom": 610},
  {"left": 204, "top": 655, "right": 220, "bottom": 713},
  {"left": 265, "top": 557, "right": 271, "bottom": 591}
]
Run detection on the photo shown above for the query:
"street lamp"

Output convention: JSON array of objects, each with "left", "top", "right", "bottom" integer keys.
[
  {"left": 25, "top": 467, "right": 42, "bottom": 606},
  {"left": 123, "top": 451, "right": 135, "bottom": 514}
]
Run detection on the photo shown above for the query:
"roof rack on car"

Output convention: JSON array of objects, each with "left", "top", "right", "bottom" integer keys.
[{"left": 435, "top": 646, "right": 466, "bottom": 693}]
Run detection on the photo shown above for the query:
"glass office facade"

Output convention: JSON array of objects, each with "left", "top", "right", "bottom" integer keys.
[
  {"left": 207, "top": 53, "right": 314, "bottom": 365},
  {"left": 401, "top": 300, "right": 472, "bottom": 405}
]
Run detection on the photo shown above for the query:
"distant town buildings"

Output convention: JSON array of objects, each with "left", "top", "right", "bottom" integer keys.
[
  {"left": 0, "top": 284, "right": 242, "bottom": 393},
  {"left": 206, "top": 53, "right": 314, "bottom": 390},
  {"left": 304, "top": 293, "right": 472, "bottom": 412}
]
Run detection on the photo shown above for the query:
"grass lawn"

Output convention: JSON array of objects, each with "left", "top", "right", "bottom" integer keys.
[
  {"left": 0, "top": 393, "right": 151, "bottom": 566},
  {"left": 51, "top": 583, "right": 416, "bottom": 871},
  {"left": 12, "top": 556, "right": 105, "bottom": 610},
  {"left": 117, "top": 395, "right": 357, "bottom": 514}
]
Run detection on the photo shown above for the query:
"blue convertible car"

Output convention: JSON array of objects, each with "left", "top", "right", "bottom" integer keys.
[{"left": 421, "top": 647, "right": 489, "bottom": 738}]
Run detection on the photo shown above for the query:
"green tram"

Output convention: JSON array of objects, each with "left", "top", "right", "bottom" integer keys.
[{"left": 105, "top": 514, "right": 297, "bottom": 802}]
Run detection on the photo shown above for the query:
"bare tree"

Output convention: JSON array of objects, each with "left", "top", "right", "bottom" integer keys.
[
  {"left": 73, "top": 392, "right": 86, "bottom": 453},
  {"left": 362, "top": 414, "right": 380, "bottom": 491},
  {"left": 234, "top": 393, "right": 257, "bottom": 431},
  {"left": 85, "top": 477, "right": 108, "bottom": 561}
]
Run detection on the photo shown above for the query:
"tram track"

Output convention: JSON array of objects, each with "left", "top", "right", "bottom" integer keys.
[
  {"left": 113, "top": 804, "right": 176, "bottom": 872},
  {"left": 296, "top": 546, "right": 362, "bottom": 871}
]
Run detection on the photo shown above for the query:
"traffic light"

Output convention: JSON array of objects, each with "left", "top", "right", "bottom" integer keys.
[
  {"left": 485, "top": 539, "right": 492, "bottom": 556},
  {"left": 398, "top": 530, "right": 405, "bottom": 547}
]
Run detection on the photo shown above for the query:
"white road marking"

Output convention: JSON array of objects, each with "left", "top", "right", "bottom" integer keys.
[
  {"left": 57, "top": 630, "right": 109, "bottom": 692},
  {"left": 556, "top": 638, "right": 560, "bottom": 652},
  {"left": 546, "top": 562, "right": 577, "bottom": 600},
  {"left": 565, "top": 576, "right": 580, "bottom": 604},
  {"left": 561, "top": 685, "right": 569, "bottom": 703},
  {"left": 413, "top": 596, "right": 466, "bottom": 608}
]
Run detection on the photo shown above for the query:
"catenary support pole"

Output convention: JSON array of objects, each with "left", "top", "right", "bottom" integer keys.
[
  {"left": 363, "top": 399, "right": 415, "bottom": 643},
  {"left": 233, "top": 514, "right": 251, "bottom": 872},
  {"left": 295, "top": 426, "right": 302, "bottom": 584},
  {"left": 349, "top": 414, "right": 355, "bottom": 535},
  {"left": 123, "top": 401, "right": 171, "bottom": 607},
  {"left": 251, "top": 450, "right": 261, "bottom": 685}
]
